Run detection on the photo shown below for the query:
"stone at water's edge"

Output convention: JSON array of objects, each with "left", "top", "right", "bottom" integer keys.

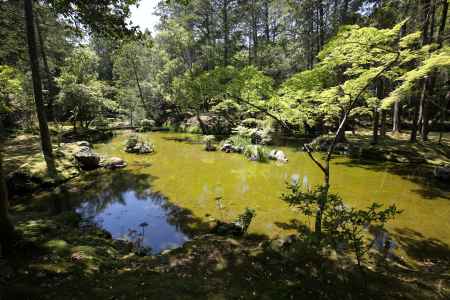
[
  {"left": 434, "top": 166, "right": 450, "bottom": 182},
  {"left": 124, "top": 142, "right": 154, "bottom": 154},
  {"left": 6, "top": 171, "right": 42, "bottom": 196},
  {"left": 74, "top": 146, "right": 101, "bottom": 171},
  {"left": 211, "top": 221, "right": 244, "bottom": 236},
  {"left": 220, "top": 143, "right": 243, "bottom": 153},
  {"left": 268, "top": 150, "right": 288, "bottom": 163},
  {"left": 103, "top": 157, "right": 127, "bottom": 170}
]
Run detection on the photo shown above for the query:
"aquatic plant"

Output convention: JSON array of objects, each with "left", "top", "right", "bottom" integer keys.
[
  {"left": 222, "top": 135, "right": 251, "bottom": 149},
  {"left": 138, "top": 119, "right": 156, "bottom": 132},
  {"left": 124, "top": 134, "right": 155, "bottom": 154},
  {"left": 203, "top": 135, "right": 217, "bottom": 151},
  {"left": 243, "top": 145, "right": 269, "bottom": 162},
  {"left": 236, "top": 208, "right": 256, "bottom": 234}
]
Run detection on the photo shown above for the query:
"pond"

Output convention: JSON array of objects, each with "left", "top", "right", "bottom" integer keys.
[{"left": 74, "top": 132, "right": 450, "bottom": 257}]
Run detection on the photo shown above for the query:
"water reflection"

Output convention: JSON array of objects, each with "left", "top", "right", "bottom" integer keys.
[{"left": 74, "top": 172, "right": 190, "bottom": 254}]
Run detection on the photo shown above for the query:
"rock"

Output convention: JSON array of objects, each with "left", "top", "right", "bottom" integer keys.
[
  {"left": 204, "top": 144, "right": 217, "bottom": 151},
  {"left": 220, "top": 143, "right": 243, "bottom": 153},
  {"left": 434, "top": 166, "right": 450, "bottom": 182},
  {"left": 211, "top": 221, "right": 244, "bottom": 236},
  {"left": 268, "top": 150, "right": 288, "bottom": 163},
  {"left": 103, "top": 157, "right": 127, "bottom": 169},
  {"left": 74, "top": 147, "right": 101, "bottom": 171},
  {"left": 6, "top": 171, "right": 42, "bottom": 196},
  {"left": 269, "top": 235, "right": 297, "bottom": 251},
  {"left": 76, "top": 141, "right": 91, "bottom": 148},
  {"left": 124, "top": 135, "right": 155, "bottom": 154}
]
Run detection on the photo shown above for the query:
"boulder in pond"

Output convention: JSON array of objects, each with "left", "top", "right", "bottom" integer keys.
[
  {"left": 220, "top": 143, "right": 243, "bottom": 153},
  {"left": 268, "top": 150, "right": 288, "bottom": 163},
  {"left": 74, "top": 147, "right": 101, "bottom": 171},
  {"left": 434, "top": 165, "right": 450, "bottom": 182},
  {"left": 103, "top": 157, "right": 127, "bottom": 170},
  {"left": 211, "top": 221, "right": 244, "bottom": 236},
  {"left": 76, "top": 141, "right": 91, "bottom": 148},
  {"left": 203, "top": 135, "right": 217, "bottom": 151},
  {"left": 124, "top": 135, "right": 155, "bottom": 154}
]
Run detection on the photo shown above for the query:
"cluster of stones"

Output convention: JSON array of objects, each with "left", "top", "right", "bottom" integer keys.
[
  {"left": 74, "top": 141, "right": 127, "bottom": 171},
  {"left": 268, "top": 149, "right": 288, "bottom": 163},
  {"left": 124, "top": 135, "right": 155, "bottom": 154},
  {"left": 220, "top": 143, "right": 244, "bottom": 153}
]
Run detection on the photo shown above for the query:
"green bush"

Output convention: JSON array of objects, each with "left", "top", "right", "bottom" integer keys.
[
  {"left": 138, "top": 119, "right": 156, "bottom": 132},
  {"left": 244, "top": 145, "right": 269, "bottom": 162},
  {"left": 221, "top": 135, "right": 251, "bottom": 149},
  {"left": 203, "top": 135, "right": 217, "bottom": 151},
  {"left": 186, "top": 124, "right": 202, "bottom": 134}
]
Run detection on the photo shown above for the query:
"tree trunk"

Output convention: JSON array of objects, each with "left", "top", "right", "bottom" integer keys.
[
  {"left": 196, "top": 110, "right": 207, "bottom": 134},
  {"left": 35, "top": 12, "right": 56, "bottom": 121},
  {"left": 411, "top": 87, "right": 424, "bottom": 143},
  {"left": 341, "top": 0, "right": 350, "bottom": 23},
  {"left": 264, "top": 0, "right": 270, "bottom": 42},
  {"left": 439, "top": 92, "right": 450, "bottom": 144},
  {"left": 0, "top": 117, "right": 15, "bottom": 254},
  {"left": 372, "top": 108, "right": 379, "bottom": 144},
  {"left": 24, "top": 0, "right": 56, "bottom": 177},
  {"left": 420, "top": 78, "right": 430, "bottom": 141},
  {"left": 392, "top": 100, "right": 401, "bottom": 133},
  {"left": 130, "top": 56, "right": 148, "bottom": 117},
  {"left": 380, "top": 110, "right": 387, "bottom": 137},
  {"left": 317, "top": 0, "right": 325, "bottom": 50},
  {"left": 223, "top": 0, "right": 229, "bottom": 66},
  {"left": 437, "top": 0, "right": 448, "bottom": 47},
  {"left": 251, "top": 0, "right": 258, "bottom": 65}
]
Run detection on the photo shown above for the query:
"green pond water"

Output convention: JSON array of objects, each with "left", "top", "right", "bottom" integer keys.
[{"left": 75, "top": 132, "right": 449, "bottom": 255}]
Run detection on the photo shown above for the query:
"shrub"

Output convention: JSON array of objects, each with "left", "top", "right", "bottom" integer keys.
[
  {"left": 236, "top": 208, "right": 256, "bottom": 234},
  {"left": 244, "top": 145, "right": 269, "bottom": 162},
  {"left": 93, "top": 118, "right": 109, "bottom": 130},
  {"left": 186, "top": 124, "right": 202, "bottom": 134},
  {"left": 138, "top": 119, "right": 156, "bottom": 132},
  {"left": 232, "top": 124, "right": 273, "bottom": 145},
  {"left": 125, "top": 134, "right": 139, "bottom": 149},
  {"left": 125, "top": 134, "right": 155, "bottom": 154},
  {"left": 203, "top": 135, "right": 217, "bottom": 151}
]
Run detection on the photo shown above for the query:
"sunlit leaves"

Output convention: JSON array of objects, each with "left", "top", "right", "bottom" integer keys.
[{"left": 383, "top": 47, "right": 450, "bottom": 108}]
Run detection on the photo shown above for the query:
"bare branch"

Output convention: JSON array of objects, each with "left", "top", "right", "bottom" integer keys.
[{"left": 303, "top": 144, "right": 327, "bottom": 175}]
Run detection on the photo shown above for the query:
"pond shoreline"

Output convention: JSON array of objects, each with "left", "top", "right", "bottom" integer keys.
[{"left": 3, "top": 130, "right": 450, "bottom": 299}]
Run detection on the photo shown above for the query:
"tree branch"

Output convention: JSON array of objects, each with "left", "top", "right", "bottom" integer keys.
[
  {"left": 228, "top": 94, "right": 293, "bottom": 133},
  {"left": 325, "top": 50, "right": 401, "bottom": 162}
]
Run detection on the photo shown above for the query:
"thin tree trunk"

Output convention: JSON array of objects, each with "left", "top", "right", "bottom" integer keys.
[
  {"left": 251, "top": 0, "right": 258, "bottom": 65},
  {"left": 420, "top": 78, "right": 430, "bottom": 141},
  {"left": 380, "top": 110, "right": 387, "bottom": 137},
  {"left": 223, "top": 0, "right": 229, "bottom": 66},
  {"left": 35, "top": 11, "right": 56, "bottom": 121},
  {"left": 372, "top": 108, "right": 380, "bottom": 144},
  {"left": 411, "top": 88, "right": 424, "bottom": 142},
  {"left": 0, "top": 117, "right": 15, "bottom": 254},
  {"left": 392, "top": 100, "right": 401, "bottom": 133},
  {"left": 130, "top": 56, "right": 147, "bottom": 117},
  {"left": 196, "top": 110, "right": 207, "bottom": 134},
  {"left": 264, "top": 0, "right": 270, "bottom": 41},
  {"left": 317, "top": 0, "right": 325, "bottom": 50},
  {"left": 439, "top": 92, "right": 450, "bottom": 144},
  {"left": 437, "top": 0, "right": 448, "bottom": 47},
  {"left": 341, "top": 0, "right": 349, "bottom": 23},
  {"left": 24, "top": 0, "right": 56, "bottom": 177}
]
